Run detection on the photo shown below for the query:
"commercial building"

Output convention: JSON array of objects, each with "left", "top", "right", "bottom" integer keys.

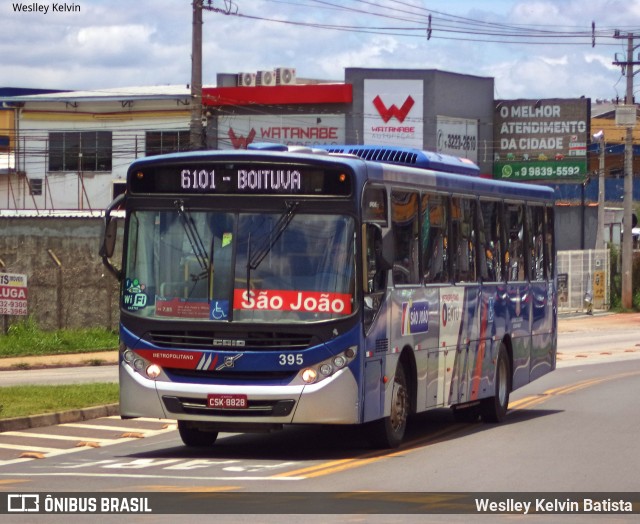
[{"left": 0, "top": 68, "right": 638, "bottom": 250}]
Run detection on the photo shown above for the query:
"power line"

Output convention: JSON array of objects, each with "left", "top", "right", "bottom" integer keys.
[{"left": 229, "top": 0, "right": 637, "bottom": 45}]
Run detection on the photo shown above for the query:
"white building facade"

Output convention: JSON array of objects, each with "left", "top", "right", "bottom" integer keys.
[{"left": 1, "top": 86, "right": 193, "bottom": 211}]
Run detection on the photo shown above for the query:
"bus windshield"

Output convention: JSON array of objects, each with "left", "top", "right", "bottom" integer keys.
[{"left": 123, "top": 209, "right": 356, "bottom": 323}]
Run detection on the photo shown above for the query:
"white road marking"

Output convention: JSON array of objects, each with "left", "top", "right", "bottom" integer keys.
[
  {"left": 0, "top": 443, "right": 61, "bottom": 453},
  {"left": 104, "top": 416, "right": 176, "bottom": 425},
  {"left": 1, "top": 432, "right": 113, "bottom": 443},
  {"left": 0, "top": 420, "right": 176, "bottom": 466},
  {"left": 60, "top": 423, "right": 171, "bottom": 433},
  {"left": 0, "top": 472, "right": 303, "bottom": 481}
]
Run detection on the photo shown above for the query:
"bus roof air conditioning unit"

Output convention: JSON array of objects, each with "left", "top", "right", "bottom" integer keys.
[
  {"left": 237, "top": 72, "right": 256, "bottom": 87},
  {"left": 276, "top": 67, "right": 296, "bottom": 85},
  {"left": 256, "top": 70, "right": 276, "bottom": 86}
]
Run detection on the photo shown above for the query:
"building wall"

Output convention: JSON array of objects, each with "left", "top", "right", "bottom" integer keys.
[
  {"left": 0, "top": 216, "right": 120, "bottom": 331},
  {"left": 556, "top": 205, "right": 597, "bottom": 251},
  {"left": 345, "top": 68, "right": 494, "bottom": 174},
  {"left": 0, "top": 108, "right": 14, "bottom": 173},
  {"left": 1, "top": 99, "right": 190, "bottom": 211}
]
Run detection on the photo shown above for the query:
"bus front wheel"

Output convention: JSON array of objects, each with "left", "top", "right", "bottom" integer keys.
[
  {"left": 368, "top": 364, "right": 409, "bottom": 448},
  {"left": 178, "top": 421, "right": 219, "bottom": 447},
  {"left": 480, "top": 344, "right": 511, "bottom": 423}
]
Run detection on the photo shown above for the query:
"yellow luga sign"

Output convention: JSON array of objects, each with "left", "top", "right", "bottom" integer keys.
[{"left": 0, "top": 272, "right": 28, "bottom": 316}]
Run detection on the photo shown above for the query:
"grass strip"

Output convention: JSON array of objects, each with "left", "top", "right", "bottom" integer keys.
[
  {"left": 0, "top": 318, "right": 118, "bottom": 358},
  {"left": 0, "top": 383, "right": 119, "bottom": 420}
]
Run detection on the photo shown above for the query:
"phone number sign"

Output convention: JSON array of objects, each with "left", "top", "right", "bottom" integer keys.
[
  {"left": 436, "top": 116, "right": 478, "bottom": 163},
  {"left": 496, "top": 159, "right": 586, "bottom": 181},
  {"left": 0, "top": 273, "right": 28, "bottom": 316}
]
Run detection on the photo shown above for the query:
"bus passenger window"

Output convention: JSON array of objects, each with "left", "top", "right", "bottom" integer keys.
[
  {"left": 391, "top": 191, "right": 420, "bottom": 285},
  {"left": 451, "top": 197, "right": 477, "bottom": 283},
  {"left": 529, "top": 206, "right": 545, "bottom": 281},
  {"left": 366, "top": 224, "right": 387, "bottom": 294},
  {"left": 421, "top": 193, "right": 449, "bottom": 283},
  {"left": 506, "top": 203, "right": 525, "bottom": 281},
  {"left": 478, "top": 200, "right": 503, "bottom": 282},
  {"left": 545, "top": 206, "right": 555, "bottom": 278}
]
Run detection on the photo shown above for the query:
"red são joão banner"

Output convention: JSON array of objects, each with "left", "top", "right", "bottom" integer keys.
[{"left": 233, "top": 289, "right": 352, "bottom": 315}]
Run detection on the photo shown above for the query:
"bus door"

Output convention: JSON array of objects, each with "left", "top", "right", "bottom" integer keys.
[
  {"left": 505, "top": 203, "right": 532, "bottom": 390},
  {"left": 444, "top": 197, "right": 478, "bottom": 406},
  {"left": 438, "top": 286, "right": 467, "bottom": 406},
  {"left": 476, "top": 199, "right": 506, "bottom": 401},
  {"left": 421, "top": 193, "right": 452, "bottom": 409},
  {"left": 529, "top": 205, "right": 555, "bottom": 380},
  {"left": 361, "top": 187, "right": 392, "bottom": 423},
  {"left": 389, "top": 190, "right": 431, "bottom": 409}
]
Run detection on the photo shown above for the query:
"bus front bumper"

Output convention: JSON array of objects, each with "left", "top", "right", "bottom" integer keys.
[{"left": 119, "top": 362, "right": 360, "bottom": 426}]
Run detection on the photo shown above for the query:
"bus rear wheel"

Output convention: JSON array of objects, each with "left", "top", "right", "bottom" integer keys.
[
  {"left": 178, "top": 421, "right": 218, "bottom": 447},
  {"left": 368, "top": 364, "right": 409, "bottom": 448},
  {"left": 480, "top": 343, "right": 510, "bottom": 423}
]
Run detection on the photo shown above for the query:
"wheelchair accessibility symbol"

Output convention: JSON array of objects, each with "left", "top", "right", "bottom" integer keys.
[{"left": 210, "top": 300, "right": 229, "bottom": 320}]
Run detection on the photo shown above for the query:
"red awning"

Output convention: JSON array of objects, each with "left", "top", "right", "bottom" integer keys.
[{"left": 203, "top": 84, "right": 353, "bottom": 107}]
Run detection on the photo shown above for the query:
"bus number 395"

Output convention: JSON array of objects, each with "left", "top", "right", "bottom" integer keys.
[{"left": 279, "top": 354, "right": 303, "bottom": 366}]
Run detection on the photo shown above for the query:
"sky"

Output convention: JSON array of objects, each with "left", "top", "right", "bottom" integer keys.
[{"left": 2, "top": 0, "right": 640, "bottom": 101}]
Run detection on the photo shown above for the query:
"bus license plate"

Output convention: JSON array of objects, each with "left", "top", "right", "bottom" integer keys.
[{"left": 207, "top": 394, "right": 248, "bottom": 409}]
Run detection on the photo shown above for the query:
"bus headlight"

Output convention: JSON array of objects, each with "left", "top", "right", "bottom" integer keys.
[
  {"left": 121, "top": 347, "right": 163, "bottom": 380},
  {"left": 146, "top": 364, "right": 162, "bottom": 379},
  {"left": 302, "top": 368, "right": 317, "bottom": 383},
  {"left": 333, "top": 355, "right": 347, "bottom": 368},
  {"left": 320, "top": 364, "right": 333, "bottom": 376},
  {"left": 298, "top": 345, "right": 357, "bottom": 385}
]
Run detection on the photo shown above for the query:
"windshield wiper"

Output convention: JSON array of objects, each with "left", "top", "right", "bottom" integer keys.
[
  {"left": 246, "top": 201, "right": 300, "bottom": 292},
  {"left": 248, "top": 201, "right": 300, "bottom": 271},
  {"left": 175, "top": 200, "right": 209, "bottom": 281}
]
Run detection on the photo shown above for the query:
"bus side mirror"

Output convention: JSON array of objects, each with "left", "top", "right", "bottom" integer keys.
[
  {"left": 100, "top": 193, "right": 125, "bottom": 280},
  {"left": 101, "top": 220, "right": 118, "bottom": 258}
]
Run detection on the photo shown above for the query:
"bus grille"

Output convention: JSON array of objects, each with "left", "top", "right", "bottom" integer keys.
[
  {"left": 162, "top": 396, "right": 295, "bottom": 417},
  {"left": 165, "top": 367, "right": 297, "bottom": 382},
  {"left": 148, "top": 331, "right": 314, "bottom": 351},
  {"left": 376, "top": 338, "right": 389, "bottom": 353}
]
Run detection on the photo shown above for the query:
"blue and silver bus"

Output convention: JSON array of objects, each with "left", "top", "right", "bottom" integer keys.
[{"left": 101, "top": 145, "right": 556, "bottom": 448}]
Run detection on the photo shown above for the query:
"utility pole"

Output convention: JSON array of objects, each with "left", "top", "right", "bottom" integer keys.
[
  {"left": 613, "top": 32, "right": 639, "bottom": 309},
  {"left": 189, "top": 0, "right": 204, "bottom": 150},
  {"left": 593, "top": 130, "right": 605, "bottom": 250}
]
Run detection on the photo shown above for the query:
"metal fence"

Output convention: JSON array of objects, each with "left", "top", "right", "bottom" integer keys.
[{"left": 557, "top": 249, "right": 610, "bottom": 313}]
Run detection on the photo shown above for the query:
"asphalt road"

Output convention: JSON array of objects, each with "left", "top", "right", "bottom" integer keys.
[
  {"left": 0, "top": 364, "right": 118, "bottom": 387},
  {"left": 0, "top": 358, "right": 638, "bottom": 524}
]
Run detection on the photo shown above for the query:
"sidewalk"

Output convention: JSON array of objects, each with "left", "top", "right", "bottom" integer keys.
[
  {"left": 0, "top": 350, "right": 118, "bottom": 371},
  {"left": 558, "top": 310, "right": 639, "bottom": 332}
]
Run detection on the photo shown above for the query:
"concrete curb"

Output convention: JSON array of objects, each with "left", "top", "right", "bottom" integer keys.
[
  {"left": 0, "top": 350, "right": 118, "bottom": 371},
  {"left": 0, "top": 403, "right": 119, "bottom": 433}
]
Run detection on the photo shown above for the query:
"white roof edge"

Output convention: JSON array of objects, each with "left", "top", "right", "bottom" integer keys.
[
  {"left": 0, "top": 85, "right": 215, "bottom": 103},
  {"left": 0, "top": 210, "right": 106, "bottom": 218}
]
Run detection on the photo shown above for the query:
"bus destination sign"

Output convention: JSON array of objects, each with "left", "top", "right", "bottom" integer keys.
[{"left": 129, "top": 163, "right": 351, "bottom": 196}]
